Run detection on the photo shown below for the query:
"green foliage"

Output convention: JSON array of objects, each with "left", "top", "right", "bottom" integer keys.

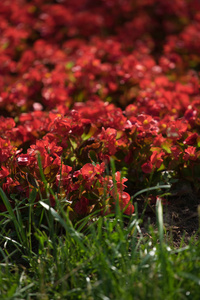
[{"left": 0, "top": 193, "right": 200, "bottom": 299}]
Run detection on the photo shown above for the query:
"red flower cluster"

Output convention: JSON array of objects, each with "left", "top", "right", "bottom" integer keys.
[{"left": 0, "top": 0, "right": 200, "bottom": 219}]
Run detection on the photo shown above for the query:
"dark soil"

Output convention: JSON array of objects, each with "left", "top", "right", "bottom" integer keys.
[{"left": 134, "top": 188, "right": 200, "bottom": 248}]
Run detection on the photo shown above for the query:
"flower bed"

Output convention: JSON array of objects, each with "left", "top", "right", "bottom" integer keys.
[{"left": 0, "top": 0, "right": 200, "bottom": 219}]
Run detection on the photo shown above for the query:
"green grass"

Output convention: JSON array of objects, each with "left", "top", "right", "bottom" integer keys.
[
  {"left": 0, "top": 158, "right": 200, "bottom": 299},
  {"left": 0, "top": 190, "right": 200, "bottom": 300}
]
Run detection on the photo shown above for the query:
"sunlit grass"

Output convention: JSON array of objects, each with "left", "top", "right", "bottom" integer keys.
[{"left": 0, "top": 185, "right": 199, "bottom": 299}]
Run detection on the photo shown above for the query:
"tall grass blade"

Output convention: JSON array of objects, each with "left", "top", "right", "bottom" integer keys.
[
  {"left": 0, "top": 188, "right": 17, "bottom": 224},
  {"left": 156, "top": 199, "right": 164, "bottom": 243},
  {"left": 39, "top": 201, "right": 87, "bottom": 251},
  {"left": 178, "top": 272, "right": 200, "bottom": 285},
  {"left": 0, "top": 188, "right": 26, "bottom": 246},
  {"left": 132, "top": 184, "right": 171, "bottom": 199}
]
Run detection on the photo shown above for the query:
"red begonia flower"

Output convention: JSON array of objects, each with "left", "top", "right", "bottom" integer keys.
[
  {"left": 0, "top": 166, "right": 9, "bottom": 179},
  {"left": 142, "top": 161, "right": 153, "bottom": 174},
  {"left": 74, "top": 196, "right": 89, "bottom": 216}
]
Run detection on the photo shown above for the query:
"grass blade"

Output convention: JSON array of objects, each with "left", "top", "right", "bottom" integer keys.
[
  {"left": 0, "top": 188, "right": 26, "bottom": 245},
  {"left": 39, "top": 201, "right": 87, "bottom": 251},
  {"left": 132, "top": 184, "right": 171, "bottom": 199}
]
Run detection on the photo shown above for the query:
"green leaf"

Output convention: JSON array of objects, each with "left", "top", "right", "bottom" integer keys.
[
  {"left": 81, "top": 125, "right": 97, "bottom": 141},
  {"left": 65, "top": 61, "right": 74, "bottom": 70},
  {"left": 89, "top": 150, "right": 98, "bottom": 163},
  {"left": 27, "top": 173, "right": 39, "bottom": 188},
  {"left": 29, "top": 188, "right": 37, "bottom": 204},
  {"left": 161, "top": 141, "right": 172, "bottom": 153}
]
